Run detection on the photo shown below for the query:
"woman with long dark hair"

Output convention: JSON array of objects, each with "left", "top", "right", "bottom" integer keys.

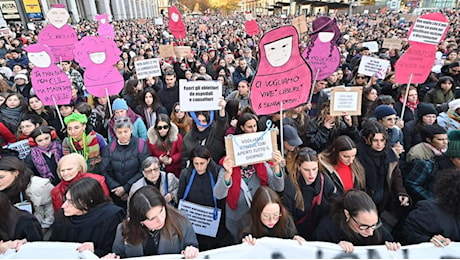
[{"left": 135, "top": 87, "right": 167, "bottom": 129}]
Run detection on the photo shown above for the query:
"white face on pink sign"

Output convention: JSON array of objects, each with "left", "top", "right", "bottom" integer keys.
[{"left": 47, "top": 7, "right": 70, "bottom": 29}]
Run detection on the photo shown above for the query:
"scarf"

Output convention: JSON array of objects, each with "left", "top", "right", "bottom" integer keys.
[
  {"left": 68, "top": 130, "right": 101, "bottom": 168},
  {"left": 30, "top": 141, "right": 63, "bottom": 179},
  {"left": 227, "top": 162, "right": 268, "bottom": 210},
  {"left": 423, "top": 142, "right": 447, "bottom": 156},
  {"left": 108, "top": 108, "right": 141, "bottom": 139},
  {"left": 399, "top": 97, "right": 419, "bottom": 112},
  {"left": 1, "top": 106, "right": 22, "bottom": 129},
  {"left": 447, "top": 110, "right": 460, "bottom": 123},
  {"left": 144, "top": 108, "right": 157, "bottom": 129}
]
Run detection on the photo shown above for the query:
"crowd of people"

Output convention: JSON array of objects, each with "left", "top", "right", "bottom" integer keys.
[{"left": 1, "top": 8, "right": 460, "bottom": 258}]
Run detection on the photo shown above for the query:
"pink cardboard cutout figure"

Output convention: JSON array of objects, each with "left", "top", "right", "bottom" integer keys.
[
  {"left": 37, "top": 4, "right": 77, "bottom": 62},
  {"left": 95, "top": 13, "right": 115, "bottom": 40},
  {"left": 250, "top": 26, "right": 312, "bottom": 115},
  {"left": 73, "top": 36, "right": 123, "bottom": 97},
  {"left": 168, "top": 6, "right": 186, "bottom": 40},
  {"left": 395, "top": 12, "right": 449, "bottom": 84},
  {"left": 302, "top": 17, "right": 340, "bottom": 80},
  {"left": 25, "top": 43, "right": 71, "bottom": 106},
  {"left": 244, "top": 12, "right": 259, "bottom": 37}
]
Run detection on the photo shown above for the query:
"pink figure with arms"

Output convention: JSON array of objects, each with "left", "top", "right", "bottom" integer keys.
[
  {"left": 395, "top": 12, "right": 449, "bottom": 84},
  {"left": 250, "top": 26, "right": 312, "bottom": 115},
  {"left": 168, "top": 7, "right": 186, "bottom": 40},
  {"left": 95, "top": 13, "right": 115, "bottom": 40},
  {"left": 244, "top": 12, "right": 259, "bottom": 36},
  {"left": 25, "top": 43, "right": 72, "bottom": 106},
  {"left": 73, "top": 36, "right": 123, "bottom": 97},
  {"left": 302, "top": 16, "right": 340, "bottom": 80},
  {"left": 37, "top": 4, "right": 77, "bottom": 62}
]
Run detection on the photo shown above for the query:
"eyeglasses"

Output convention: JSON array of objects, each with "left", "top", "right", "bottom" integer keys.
[
  {"left": 261, "top": 212, "right": 282, "bottom": 220},
  {"left": 143, "top": 167, "right": 160, "bottom": 174},
  {"left": 156, "top": 125, "right": 169, "bottom": 130},
  {"left": 384, "top": 116, "right": 399, "bottom": 121},
  {"left": 115, "top": 117, "right": 130, "bottom": 124},
  {"left": 350, "top": 215, "right": 382, "bottom": 230}
]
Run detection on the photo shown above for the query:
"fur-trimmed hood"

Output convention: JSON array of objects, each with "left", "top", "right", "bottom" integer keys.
[{"left": 147, "top": 122, "right": 179, "bottom": 144}]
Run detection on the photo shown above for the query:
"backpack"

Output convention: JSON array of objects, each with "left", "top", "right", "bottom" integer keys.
[{"left": 109, "top": 137, "right": 144, "bottom": 153}]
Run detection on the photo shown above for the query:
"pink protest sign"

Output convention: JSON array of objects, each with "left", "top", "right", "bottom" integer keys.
[
  {"left": 73, "top": 36, "right": 123, "bottom": 97},
  {"left": 250, "top": 26, "right": 312, "bottom": 115},
  {"left": 302, "top": 17, "right": 340, "bottom": 80},
  {"left": 168, "top": 6, "right": 186, "bottom": 39},
  {"left": 395, "top": 12, "right": 449, "bottom": 84},
  {"left": 25, "top": 43, "right": 71, "bottom": 106},
  {"left": 37, "top": 4, "right": 77, "bottom": 62},
  {"left": 244, "top": 12, "right": 259, "bottom": 36},
  {"left": 95, "top": 13, "right": 115, "bottom": 40}
]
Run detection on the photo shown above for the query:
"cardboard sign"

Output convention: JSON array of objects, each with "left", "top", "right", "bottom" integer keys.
[
  {"left": 362, "top": 41, "right": 379, "bottom": 53},
  {"left": 292, "top": 16, "right": 307, "bottom": 34},
  {"left": 250, "top": 26, "right": 312, "bottom": 115},
  {"left": 134, "top": 58, "right": 161, "bottom": 79},
  {"left": 178, "top": 200, "right": 221, "bottom": 237},
  {"left": 174, "top": 46, "right": 192, "bottom": 57},
  {"left": 179, "top": 80, "right": 222, "bottom": 112},
  {"left": 154, "top": 17, "right": 163, "bottom": 25},
  {"left": 73, "top": 36, "right": 124, "bottom": 97},
  {"left": 382, "top": 38, "right": 403, "bottom": 50},
  {"left": 358, "top": 55, "right": 390, "bottom": 79},
  {"left": 302, "top": 17, "right": 340, "bottom": 80},
  {"left": 408, "top": 18, "right": 449, "bottom": 45},
  {"left": 199, "top": 24, "right": 207, "bottom": 31},
  {"left": 159, "top": 44, "right": 175, "bottom": 58},
  {"left": 401, "top": 14, "right": 417, "bottom": 22},
  {"left": 4, "top": 139, "right": 31, "bottom": 159},
  {"left": 330, "top": 87, "right": 363, "bottom": 116},
  {"left": 225, "top": 130, "right": 278, "bottom": 167}
]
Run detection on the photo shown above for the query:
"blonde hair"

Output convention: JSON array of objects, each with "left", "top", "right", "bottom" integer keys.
[{"left": 57, "top": 153, "right": 87, "bottom": 177}]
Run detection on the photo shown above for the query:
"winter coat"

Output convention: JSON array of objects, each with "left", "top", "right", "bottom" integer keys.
[
  {"left": 147, "top": 123, "right": 182, "bottom": 177},
  {"left": 129, "top": 172, "right": 179, "bottom": 205}
]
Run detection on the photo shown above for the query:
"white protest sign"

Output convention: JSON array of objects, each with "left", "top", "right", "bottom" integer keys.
[
  {"left": 330, "top": 87, "right": 363, "bottom": 116},
  {"left": 179, "top": 80, "right": 222, "bottom": 112},
  {"left": 362, "top": 41, "right": 379, "bottom": 53},
  {"left": 177, "top": 200, "right": 221, "bottom": 237},
  {"left": 0, "top": 241, "right": 98, "bottom": 259},
  {"left": 154, "top": 17, "right": 163, "bottom": 25},
  {"left": 134, "top": 58, "right": 161, "bottom": 79},
  {"left": 408, "top": 18, "right": 449, "bottom": 45},
  {"left": 358, "top": 55, "right": 390, "bottom": 79},
  {"left": 225, "top": 130, "right": 277, "bottom": 167},
  {"left": 4, "top": 139, "right": 31, "bottom": 159}
]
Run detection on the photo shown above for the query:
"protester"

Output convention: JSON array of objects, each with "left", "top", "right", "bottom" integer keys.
[
  {"left": 170, "top": 102, "right": 192, "bottom": 137},
  {"left": 108, "top": 98, "right": 148, "bottom": 142}
]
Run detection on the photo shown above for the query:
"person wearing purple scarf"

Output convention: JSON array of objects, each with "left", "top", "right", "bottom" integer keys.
[{"left": 25, "top": 126, "right": 63, "bottom": 186}]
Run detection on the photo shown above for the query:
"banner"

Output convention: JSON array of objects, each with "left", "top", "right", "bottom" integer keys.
[
  {"left": 225, "top": 130, "right": 278, "bottom": 167},
  {"left": 134, "top": 58, "right": 161, "bottom": 79},
  {"left": 179, "top": 80, "right": 222, "bottom": 112},
  {"left": 0, "top": 242, "right": 98, "bottom": 259}
]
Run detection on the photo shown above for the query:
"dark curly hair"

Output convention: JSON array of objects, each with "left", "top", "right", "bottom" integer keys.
[{"left": 434, "top": 169, "right": 460, "bottom": 218}]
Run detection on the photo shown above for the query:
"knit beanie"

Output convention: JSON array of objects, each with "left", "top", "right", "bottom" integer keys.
[
  {"left": 112, "top": 98, "right": 128, "bottom": 111},
  {"left": 416, "top": 102, "right": 437, "bottom": 120},
  {"left": 374, "top": 105, "right": 397, "bottom": 120},
  {"left": 64, "top": 112, "right": 88, "bottom": 125},
  {"left": 445, "top": 130, "right": 460, "bottom": 158}
]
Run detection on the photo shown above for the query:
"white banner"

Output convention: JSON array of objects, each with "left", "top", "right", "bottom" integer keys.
[
  {"left": 134, "top": 58, "right": 161, "bottom": 79},
  {"left": 177, "top": 200, "right": 221, "bottom": 238},
  {"left": 3, "top": 139, "right": 31, "bottom": 159},
  {"left": 0, "top": 242, "right": 98, "bottom": 259},
  {"left": 179, "top": 80, "right": 222, "bottom": 112},
  {"left": 358, "top": 55, "right": 390, "bottom": 79},
  {"left": 408, "top": 18, "right": 449, "bottom": 45}
]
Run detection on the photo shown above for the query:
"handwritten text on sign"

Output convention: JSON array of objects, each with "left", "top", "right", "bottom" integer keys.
[
  {"left": 358, "top": 55, "right": 390, "bottom": 79},
  {"left": 330, "top": 87, "right": 362, "bottom": 116},
  {"left": 134, "top": 58, "right": 161, "bottom": 79},
  {"left": 231, "top": 131, "right": 274, "bottom": 166},
  {"left": 177, "top": 200, "right": 221, "bottom": 237},
  {"left": 31, "top": 69, "right": 71, "bottom": 105},
  {"left": 179, "top": 80, "right": 222, "bottom": 112},
  {"left": 408, "top": 18, "right": 449, "bottom": 45}
]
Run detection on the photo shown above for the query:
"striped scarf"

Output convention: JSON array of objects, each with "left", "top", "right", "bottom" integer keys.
[{"left": 65, "top": 130, "right": 101, "bottom": 169}]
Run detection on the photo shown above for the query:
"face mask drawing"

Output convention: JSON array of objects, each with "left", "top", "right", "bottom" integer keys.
[{"left": 264, "top": 36, "right": 292, "bottom": 67}]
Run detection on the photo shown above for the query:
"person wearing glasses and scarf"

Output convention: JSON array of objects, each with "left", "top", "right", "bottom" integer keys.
[
  {"left": 100, "top": 116, "right": 149, "bottom": 210},
  {"left": 62, "top": 113, "right": 106, "bottom": 173},
  {"left": 313, "top": 190, "right": 401, "bottom": 253}
]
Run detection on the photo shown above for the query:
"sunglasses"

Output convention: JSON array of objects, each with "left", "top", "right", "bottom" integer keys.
[
  {"left": 356, "top": 76, "right": 366, "bottom": 79},
  {"left": 115, "top": 117, "right": 129, "bottom": 124},
  {"left": 174, "top": 109, "right": 182, "bottom": 113},
  {"left": 156, "top": 125, "right": 170, "bottom": 130}
]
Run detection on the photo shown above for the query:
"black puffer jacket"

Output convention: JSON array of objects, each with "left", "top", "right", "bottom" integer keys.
[{"left": 100, "top": 137, "right": 149, "bottom": 192}]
